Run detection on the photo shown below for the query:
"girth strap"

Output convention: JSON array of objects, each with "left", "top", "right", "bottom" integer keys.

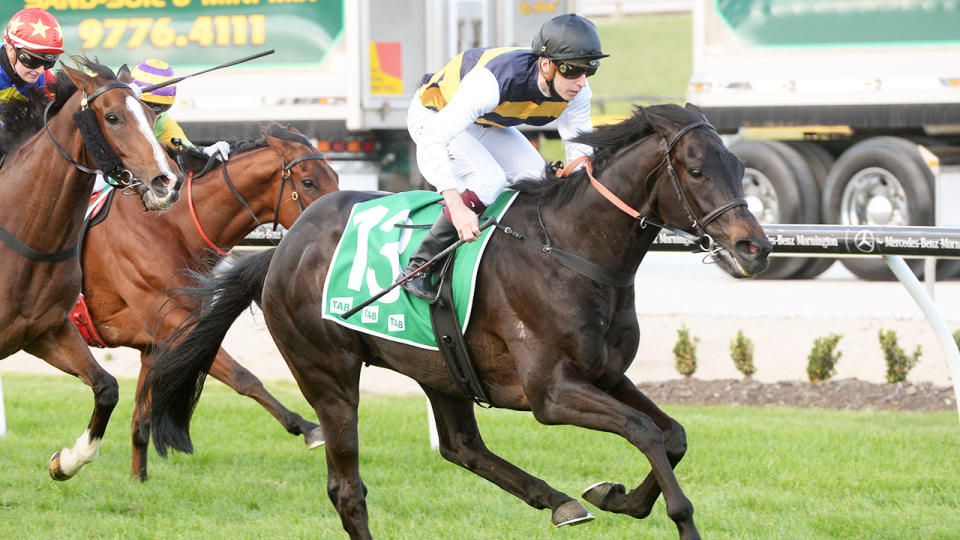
[{"left": 0, "top": 223, "right": 78, "bottom": 262}]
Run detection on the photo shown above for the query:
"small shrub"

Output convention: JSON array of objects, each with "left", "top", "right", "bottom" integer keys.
[
  {"left": 673, "top": 324, "right": 699, "bottom": 378},
  {"left": 807, "top": 333, "right": 842, "bottom": 382},
  {"left": 729, "top": 329, "right": 755, "bottom": 379},
  {"left": 879, "top": 329, "right": 921, "bottom": 383}
]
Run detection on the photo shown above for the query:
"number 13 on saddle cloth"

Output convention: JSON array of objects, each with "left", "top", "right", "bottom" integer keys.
[{"left": 322, "top": 190, "right": 516, "bottom": 349}]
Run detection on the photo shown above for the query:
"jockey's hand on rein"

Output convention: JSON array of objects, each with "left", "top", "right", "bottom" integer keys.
[{"left": 203, "top": 141, "right": 231, "bottom": 162}]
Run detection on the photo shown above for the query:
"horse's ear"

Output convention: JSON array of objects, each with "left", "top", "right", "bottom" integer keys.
[
  {"left": 117, "top": 64, "right": 131, "bottom": 83},
  {"left": 684, "top": 103, "right": 708, "bottom": 123},
  {"left": 60, "top": 64, "right": 98, "bottom": 94},
  {"left": 641, "top": 105, "right": 673, "bottom": 139}
]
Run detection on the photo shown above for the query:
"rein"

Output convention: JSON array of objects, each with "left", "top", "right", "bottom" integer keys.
[
  {"left": 566, "top": 120, "right": 746, "bottom": 254},
  {"left": 497, "top": 120, "right": 746, "bottom": 287}
]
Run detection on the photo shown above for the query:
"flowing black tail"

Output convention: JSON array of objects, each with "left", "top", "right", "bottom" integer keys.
[{"left": 142, "top": 248, "right": 276, "bottom": 457}]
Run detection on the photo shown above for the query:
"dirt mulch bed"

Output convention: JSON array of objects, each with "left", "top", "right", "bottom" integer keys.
[{"left": 636, "top": 378, "right": 957, "bottom": 412}]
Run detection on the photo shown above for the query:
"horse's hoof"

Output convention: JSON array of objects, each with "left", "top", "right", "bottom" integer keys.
[
  {"left": 552, "top": 500, "right": 594, "bottom": 527},
  {"left": 582, "top": 481, "right": 626, "bottom": 509},
  {"left": 304, "top": 426, "right": 325, "bottom": 449},
  {"left": 48, "top": 451, "right": 73, "bottom": 481}
]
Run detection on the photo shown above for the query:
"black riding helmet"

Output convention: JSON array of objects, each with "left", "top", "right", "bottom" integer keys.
[{"left": 531, "top": 13, "right": 608, "bottom": 61}]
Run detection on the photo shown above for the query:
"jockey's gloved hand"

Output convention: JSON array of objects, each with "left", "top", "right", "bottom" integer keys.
[
  {"left": 549, "top": 161, "right": 564, "bottom": 175},
  {"left": 203, "top": 140, "right": 231, "bottom": 161}
]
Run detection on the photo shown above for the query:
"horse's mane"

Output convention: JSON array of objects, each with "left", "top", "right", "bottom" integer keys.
[
  {"left": 0, "top": 55, "right": 116, "bottom": 154},
  {"left": 512, "top": 104, "right": 694, "bottom": 208},
  {"left": 172, "top": 123, "right": 315, "bottom": 174}
]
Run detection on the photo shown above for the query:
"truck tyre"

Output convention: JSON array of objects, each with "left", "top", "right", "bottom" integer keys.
[
  {"left": 822, "top": 137, "right": 933, "bottom": 281},
  {"left": 784, "top": 141, "right": 837, "bottom": 279},
  {"left": 730, "top": 140, "right": 820, "bottom": 279}
]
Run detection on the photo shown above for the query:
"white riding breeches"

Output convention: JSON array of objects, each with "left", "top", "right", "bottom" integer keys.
[{"left": 408, "top": 99, "right": 546, "bottom": 206}]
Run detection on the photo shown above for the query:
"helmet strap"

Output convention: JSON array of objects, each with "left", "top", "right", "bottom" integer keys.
[
  {"left": 538, "top": 59, "right": 564, "bottom": 101},
  {"left": 1, "top": 45, "right": 28, "bottom": 88}
]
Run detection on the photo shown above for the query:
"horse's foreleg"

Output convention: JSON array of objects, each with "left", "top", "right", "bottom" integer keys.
[
  {"left": 206, "top": 347, "right": 323, "bottom": 448},
  {"left": 581, "top": 376, "right": 687, "bottom": 519},
  {"left": 529, "top": 373, "right": 698, "bottom": 540},
  {"left": 131, "top": 359, "right": 151, "bottom": 481},
  {"left": 25, "top": 321, "right": 118, "bottom": 481},
  {"left": 422, "top": 387, "right": 593, "bottom": 528}
]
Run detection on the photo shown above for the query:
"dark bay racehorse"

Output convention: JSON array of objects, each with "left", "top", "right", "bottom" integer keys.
[
  {"left": 143, "top": 104, "right": 770, "bottom": 539},
  {"left": 79, "top": 124, "right": 338, "bottom": 481},
  {"left": 0, "top": 57, "right": 182, "bottom": 480}
]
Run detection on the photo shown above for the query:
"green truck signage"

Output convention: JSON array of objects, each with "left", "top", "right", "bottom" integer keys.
[
  {"left": 716, "top": 0, "right": 960, "bottom": 48},
  {"left": 2, "top": 1, "right": 344, "bottom": 68}
]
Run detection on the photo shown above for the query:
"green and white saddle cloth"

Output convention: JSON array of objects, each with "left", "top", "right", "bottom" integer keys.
[{"left": 322, "top": 190, "right": 518, "bottom": 350}]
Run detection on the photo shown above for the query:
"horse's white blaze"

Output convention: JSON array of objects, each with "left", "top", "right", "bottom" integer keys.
[
  {"left": 57, "top": 429, "right": 101, "bottom": 476},
  {"left": 125, "top": 96, "right": 177, "bottom": 181}
]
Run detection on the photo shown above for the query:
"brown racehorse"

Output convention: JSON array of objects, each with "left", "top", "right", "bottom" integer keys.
[
  {"left": 78, "top": 123, "right": 338, "bottom": 481},
  {"left": 143, "top": 104, "right": 770, "bottom": 539},
  {"left": 0, "top": 57, "right": 182, "bottom": 481}
]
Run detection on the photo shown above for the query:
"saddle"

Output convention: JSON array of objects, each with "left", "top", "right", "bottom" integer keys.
[{"left": 69, "top": 188, "right": 117, "bottom": 348}]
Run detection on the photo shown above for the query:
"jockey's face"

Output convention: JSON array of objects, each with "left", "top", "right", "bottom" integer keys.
[
  {"left": 537, "top": 57, "right": 588, "bottom": 102},
  {"left": 7, "top": 46, "right": 45, "bottom": 85}
]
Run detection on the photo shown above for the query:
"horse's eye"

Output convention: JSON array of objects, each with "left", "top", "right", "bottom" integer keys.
[
  {"left": 688, "top": 167, "right": 703, "bottom": 178},
  {"left": 104, "top": 113, "right": 120, "bottom": 125},
  {"left": 302, "top": 179, "right": 315, "bottom": 188}
]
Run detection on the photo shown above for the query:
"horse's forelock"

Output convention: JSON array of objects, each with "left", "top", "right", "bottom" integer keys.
[
  {"left": 70, "top": 55, "right": 118, "bottom": 81},
  {"left": 261, "top": 122, "right": 314, "bottom": 149}
]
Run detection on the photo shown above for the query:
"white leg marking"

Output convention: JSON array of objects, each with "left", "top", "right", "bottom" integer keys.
[
  {"left": 57, "top": 429, "right": 101, "bottom": 477},
  {"left": 126, "top": 96, "right": 177, "bottom": 180}
]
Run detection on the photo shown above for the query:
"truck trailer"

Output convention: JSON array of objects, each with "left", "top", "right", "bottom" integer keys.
[
  {"left": 10, "top": 0, "right": 569, "bottom": 194},
  {"left": 687, "top": 0, "right": 960, "bottom": 280}
]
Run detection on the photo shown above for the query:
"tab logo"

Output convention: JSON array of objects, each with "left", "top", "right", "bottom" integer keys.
[
  {"left": 361, "top": 306, "right": 379, "bottom": 324},
  {"left": 388, "top": 314, "right": 405, "bottom": 332},
  {"left": 329, "top": 297, "right": 353, "bottom": 315}
]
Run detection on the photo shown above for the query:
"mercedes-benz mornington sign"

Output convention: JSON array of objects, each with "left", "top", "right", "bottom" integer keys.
[
  {"left": 240, "top": 224, "right": 960, "bottom": 258},
  {"left": 651, "top": 225, "right": 960, "bottom": 258}
]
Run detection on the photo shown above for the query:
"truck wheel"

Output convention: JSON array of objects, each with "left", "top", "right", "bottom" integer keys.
[
  {"left": 730, "top": 140, "right": 820, "bottom": 279},
  {"left": 822, "top": 137, "right": 932, "bottom": 281},
  {"left": 784, "top": 142, "right": 836, "bottom": 279}
]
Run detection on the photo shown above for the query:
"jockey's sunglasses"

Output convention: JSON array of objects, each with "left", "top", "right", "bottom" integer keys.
[
  {"left": 148, "top": 103, "right": 172, "bottom": 114},
  {"left": 555, "top": 60, "right": 599, "bottom": 79},
  {"left": 16, "top": 49, "right": 57, "bottom": 70}
]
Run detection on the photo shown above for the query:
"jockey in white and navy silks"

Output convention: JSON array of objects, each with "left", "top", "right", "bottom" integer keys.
[{"left": 401, "top": 13, "right": 609, "bottom": 302}]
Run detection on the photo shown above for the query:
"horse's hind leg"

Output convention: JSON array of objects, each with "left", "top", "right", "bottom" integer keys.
[
  {"left": 581, "top": 376, "right": 688, "bottom": 519},
  {"left": 25, "top": 321, "right": 119, "bottom": 481},
  {"left": 271, "top": 330, "right": 372, "bottom": 539},
  {"left": 422, "top": 387, "right": 593, "bottom": 527},
  {"left": 529, "top": 374, "right": 698, "bottom": 540},
  {"left": 206, "top": 347, "right": 323, "bottom": 448}
]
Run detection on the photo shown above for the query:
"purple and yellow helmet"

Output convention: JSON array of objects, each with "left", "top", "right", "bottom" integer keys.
[{"left": 130, "top": 59, "right": 176, "bottom": 105}]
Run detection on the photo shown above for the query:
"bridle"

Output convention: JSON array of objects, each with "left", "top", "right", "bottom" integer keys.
[
  {"left": 45, "top": 81, "right": 143, "bottom": 190},
  {"left": 496, "top": 119, "right": 747, "bottom": 287},
  {"left": 0, "top": 80, "right": 141, "bottom": 263},
  {"left": 186, "top": 149, "right": 326, "bottom": 256},
  {"left": 574, "top": 120, "right": 747, "bottom": 255}
]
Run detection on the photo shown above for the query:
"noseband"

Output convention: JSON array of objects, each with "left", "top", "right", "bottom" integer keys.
[{"left": 576, "top": 120, "right": 747, "bottom": 254}]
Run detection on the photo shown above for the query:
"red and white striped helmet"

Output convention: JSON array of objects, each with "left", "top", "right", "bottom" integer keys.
[{"left": 4, "top": 8, "right": 64, "bottom": 56}]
